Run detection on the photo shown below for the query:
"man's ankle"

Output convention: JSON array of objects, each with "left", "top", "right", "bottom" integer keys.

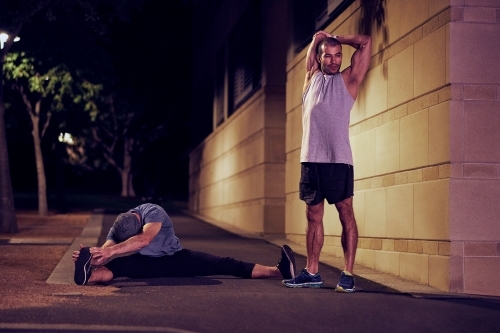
[{"left": 305, "top": 267, "right": 318, "bottom": 275}]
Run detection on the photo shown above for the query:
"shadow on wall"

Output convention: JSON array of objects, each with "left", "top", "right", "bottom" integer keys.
[
  {"left": 188, "top": 141, "right": 205, "bottom": 213},
  {"left": 358, "top": 0, "right": 388, "bottom": 79}
]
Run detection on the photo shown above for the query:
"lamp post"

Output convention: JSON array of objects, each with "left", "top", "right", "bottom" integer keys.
[{"left": 0, "top": 33, "right": 20, "bottom": 49}]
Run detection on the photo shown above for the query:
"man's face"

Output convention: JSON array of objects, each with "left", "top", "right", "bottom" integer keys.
[{"left": 317, "top": 44, "right": 343, "bottom": 75}]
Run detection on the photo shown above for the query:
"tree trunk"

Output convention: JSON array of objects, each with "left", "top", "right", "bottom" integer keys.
[
  {"left": 128, "top": 173, "right": 136, "bottom": 197},
  {"left": 120, "top": 138, "right": 135, "bottom": 197},
  {"left": 30, "top": 101, "right": 48, "bottom": 216},
  {"left": 120, "top": 168, "right": 129, "bottom": 197},
  {"left": 0, "top": 54, "right": 18, "bottom": 232}
]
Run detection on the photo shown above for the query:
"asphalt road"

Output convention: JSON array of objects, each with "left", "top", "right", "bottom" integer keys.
[{"left": 1, "top": 211, "right": 499, "bottom": 333}]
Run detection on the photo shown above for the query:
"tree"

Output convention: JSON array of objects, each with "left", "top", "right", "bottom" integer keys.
[
  {"left": 66, "top": 90, "right": 166, "bottom": 198},
  {"left": 0, "top": 0, "right": 55, "bottom": 231},
  {"left": 0, "top": 0, "right": 140, "bottom": 225},
  {"left": 4, "top": 52, "right": 76, "bottom": 215}
]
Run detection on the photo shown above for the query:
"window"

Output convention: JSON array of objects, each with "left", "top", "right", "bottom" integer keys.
[
  {"left": 212, "top": 1, "right": 263, "bottom": 126},
  {"left": 227, "top": 1, "right": 262, "bottom": 114},
  {"left": 214, "top": 46, "right": 226, "bottom": 127}
]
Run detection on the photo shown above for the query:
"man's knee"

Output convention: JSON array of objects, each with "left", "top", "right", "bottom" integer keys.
[
  {"left": 90, "top": 266, "right": 114, "bottom": 283},
  {"left": 336, "top": 198, "right": 356, "bottom": 223},
  {"left": 306, "top": 202, "right": 324, "bottom": 224}
]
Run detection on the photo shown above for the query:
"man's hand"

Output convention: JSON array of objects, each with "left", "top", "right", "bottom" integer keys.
[
  {"left": 89, "top": 247, "right": 114, "bottom": 265},
  {"left": 73, "top": 243, "right": 110, "bottom": 266},
  {"left": 313, "top": 30, "right": 332, "bottom": 39},
  {"left": 72, "top": 244, "right": 85, "bottom": 262}
]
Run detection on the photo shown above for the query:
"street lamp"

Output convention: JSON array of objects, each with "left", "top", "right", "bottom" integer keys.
[{"left": 0, "top": 33, "right": 20, "bottom": 49}]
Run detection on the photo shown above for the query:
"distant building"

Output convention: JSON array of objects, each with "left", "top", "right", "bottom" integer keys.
[{"left": 189, "top": 0, "right": 500, "bottom": 297}]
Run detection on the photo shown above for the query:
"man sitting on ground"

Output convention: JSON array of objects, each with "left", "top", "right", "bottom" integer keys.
[{"left": 73, "top": 203, "right": 296, "bottom": 285}]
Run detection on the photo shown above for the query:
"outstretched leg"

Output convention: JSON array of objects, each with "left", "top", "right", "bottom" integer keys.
[
  {"left": 88, "top": 266, "right": 114, "bottom": 283},
  {"left": 251, "top": 264, "right": 281, "bottom": 278}
]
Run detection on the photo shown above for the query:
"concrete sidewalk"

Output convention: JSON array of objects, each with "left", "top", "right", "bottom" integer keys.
[
  {"left": 2, "top": 208, "right": 496, "bottom": 333},
  {"left": 48, "top": 208, "right": 449, "bottom": 296}
]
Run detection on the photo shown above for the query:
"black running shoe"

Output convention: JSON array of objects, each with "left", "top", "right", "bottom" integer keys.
[
  {"left": 283, "top": 268, "right": 323, "bottom": 288},
  {"left": 74, "top": 247, "right": 92, "bottom": 285},
  {"left": 335, "top": 271, "right": 355, "bottom": 292},
  {"left": 277, "top": 245, "right": 296, "bottom": 279}
]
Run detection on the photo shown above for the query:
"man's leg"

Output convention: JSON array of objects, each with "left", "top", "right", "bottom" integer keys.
[
  {"left": 334, "top": 196, "right": 358, "bottom": 293},
  {"left": 88, "top": 266, "right": 114, "bottom": 283},
  {"left": 305, "top": 200, "right": 325, "bottom": 274},
  {"left": 283, "top": 201, "right": 324, "bottom": 288},
  {"left": 335, "top": 197, "right": 358, "bottom": 273},
  {"left": 251, "top": 264, "right": 282, "bottom": 278},
  {"left": 74, "top": 247, "right": 115, "bottom": 285}
]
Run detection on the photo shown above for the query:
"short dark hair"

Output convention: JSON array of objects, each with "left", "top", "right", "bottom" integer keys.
[
  {"left": 317, "top": 37, "right": 341, "bottom": 56},
  {"left": 112, "top": 212, "right": 141, "bottom": 242}
]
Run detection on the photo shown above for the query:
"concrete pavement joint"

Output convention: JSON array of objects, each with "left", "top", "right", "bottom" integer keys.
[{"left": 0, "top": 323, "right": 197, "bottom": 333}]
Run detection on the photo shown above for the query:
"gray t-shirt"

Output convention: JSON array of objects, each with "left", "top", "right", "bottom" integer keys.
[
  {"left": 301, "top": 72, "right": 355, "bottom": 164},
  {"left": 106, "top": 203, "right": 182, "bottom": 257}
]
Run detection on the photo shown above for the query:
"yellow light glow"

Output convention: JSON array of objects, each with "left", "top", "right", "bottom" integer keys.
[
  {"left": 0, "top": 33, "right": 21, "bottom": 49},
  {"left": 58, "top": 133, "right": 75, "bottom": 145}
]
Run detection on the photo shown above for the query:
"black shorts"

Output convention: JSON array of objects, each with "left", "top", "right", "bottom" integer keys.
[{"left": 299, "top": 163, "right": 354, "bottom": 205}]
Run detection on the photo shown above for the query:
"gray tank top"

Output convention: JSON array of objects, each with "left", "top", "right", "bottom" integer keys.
[{"left": 300, "top": 72, "right": 355, "bottom": 165}]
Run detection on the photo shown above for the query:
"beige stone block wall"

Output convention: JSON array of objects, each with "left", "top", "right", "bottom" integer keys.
[
  {"left": 400, "top": 110, "right": 429, "bottom": 170},
  {"left": 375, "top": 251, "right": 400, "bottom": 277},
  {"left": 190, "top": 89, "right": 286, "bottom": 234},
  {"left": 400, "top": 252, "right": 429, "bottom": 284},
  {"left": 387, "top": 45, "right": 413, "bottom": 108},
  {"left": 386, "top": 184, "right": 413, "bottom": 239},
  {"left": 447, "top": 1, "right": 500, "bottom": 297},
  {"left": 284, "top": 0, "right": 455, "bottom": 291}
]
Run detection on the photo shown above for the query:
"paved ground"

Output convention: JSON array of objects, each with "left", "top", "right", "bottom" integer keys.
[{"left": 1, "top": 206, "right": 499, "bottom": 333}]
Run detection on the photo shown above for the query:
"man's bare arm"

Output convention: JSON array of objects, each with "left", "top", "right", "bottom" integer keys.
[
  {"left": 337, "top": 34, "right": 372, "bottom": 98},
  {"left": 90, "top": 222, "right": 161, "bottom": 265},
  {"left": 303, "top": 30, "right": 332, "bottom": 92}
]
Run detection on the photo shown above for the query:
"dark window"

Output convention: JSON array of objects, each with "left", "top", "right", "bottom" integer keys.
[
  {"left": 292, "top": 0, "right": 354, "bottom": 54},
  {"left": 228, "top": 1, "right": 262, "bottom": 114},
  {"left": 214, "top": 46, "right": 226, "bottom": 127}
]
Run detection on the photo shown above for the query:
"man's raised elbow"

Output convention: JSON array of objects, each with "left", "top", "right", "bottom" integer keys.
[{"left": 362, "top": 35, "right": 372, "bottom": 49}]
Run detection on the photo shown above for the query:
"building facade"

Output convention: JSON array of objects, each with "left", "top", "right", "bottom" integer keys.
[{"left": 189, "top": 0, "right": 500, "bottom": 296}]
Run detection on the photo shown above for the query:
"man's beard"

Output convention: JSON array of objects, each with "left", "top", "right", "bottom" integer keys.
[{"left": 321, "top": 63, "right": 339, "bottom": 75}]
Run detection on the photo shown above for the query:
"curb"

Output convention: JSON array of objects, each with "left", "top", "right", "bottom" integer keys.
[{"left": 46, "top": 210, "right": 104, "bottom": 285}]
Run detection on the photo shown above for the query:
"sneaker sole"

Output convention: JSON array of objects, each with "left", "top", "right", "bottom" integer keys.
[
  {"left": 282, "top": 281, "right": 323, "bottom": 288},
  {"left": 74, "top": 251, "right": 92, "bottom": 285},
  {"left": 281, "top": 245, "right": 296, "bottom": 279},
  {"left": 335, "top": 285, "right": 355, "bottom": 293}
]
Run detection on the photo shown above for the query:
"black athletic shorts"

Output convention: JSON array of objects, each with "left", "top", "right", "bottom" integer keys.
[{"left": 299, "top": 163, "right": 354, "bottom": 205}]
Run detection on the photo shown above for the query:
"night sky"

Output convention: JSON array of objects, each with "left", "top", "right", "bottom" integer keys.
[{"left": 4, "top": 0, "right": 194, "bottom": 202}]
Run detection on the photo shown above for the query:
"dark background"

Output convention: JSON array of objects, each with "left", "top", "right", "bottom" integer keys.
[{"left": 5, "top": 0, "right": 195, "bottom": 206}]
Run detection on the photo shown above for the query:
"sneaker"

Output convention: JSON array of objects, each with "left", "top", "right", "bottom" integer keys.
[
  {"left": 335, "top": 271, "right": 355, "bottom": 292},
  {"left": 74, "top": 247, "right": 92, "bottom": 285},
  {"left": 276, "top": 245, "right": 296, "bottom": 279},
  {"left": 283, "top": 268, "right": 323, "bottom": 288}
]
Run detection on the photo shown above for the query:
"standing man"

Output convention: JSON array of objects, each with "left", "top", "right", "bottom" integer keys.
[{"left": 283, "top": 31, "right": 371, "bottom": 292}]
